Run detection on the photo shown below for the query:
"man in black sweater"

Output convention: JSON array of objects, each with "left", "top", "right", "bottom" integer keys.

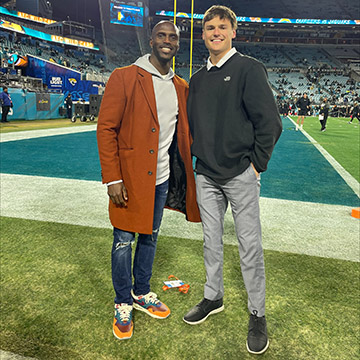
[
  {"left": 319, "top": 97, "right": 330, "bottom": 131},
  {"left": 296, "top": 93, "right": 310, "bottom": 131},
  {"left": 183, "top": 5, "right": 282, "bottom": 355}
]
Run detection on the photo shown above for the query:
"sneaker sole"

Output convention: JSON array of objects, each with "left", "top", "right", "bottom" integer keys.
[
  {"left": 246, "top": 339, "right": 269, "bottom": 355},
  {"left": 182, "top": 305, "right": 224, "bottom": 325},
  {"left": 133, "top": 302, "right": 170, "bottom": 319},
  {"left": 112, "top": 327, "right": 133, "bottom": 340}
]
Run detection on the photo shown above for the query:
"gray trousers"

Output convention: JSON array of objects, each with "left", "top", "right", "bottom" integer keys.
[{"left": 196, "top": 165, "right": 266, "bottom": 316}]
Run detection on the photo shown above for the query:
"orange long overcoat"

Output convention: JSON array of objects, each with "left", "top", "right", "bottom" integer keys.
[{"left": 97, "top": 65, "right": 201, "bottom": 234}]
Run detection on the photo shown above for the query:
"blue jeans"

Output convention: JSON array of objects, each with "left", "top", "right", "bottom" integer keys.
[{"left": 111, "top": 179, "right": 169, "bottom": 305}]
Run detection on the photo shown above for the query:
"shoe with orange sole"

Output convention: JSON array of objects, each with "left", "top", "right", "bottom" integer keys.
[
  {"left": 113, "top": 303, "right": 133, "bottom": 340},
  {"left": 131, "top": 290, "right": 170, "bottom": 319}
]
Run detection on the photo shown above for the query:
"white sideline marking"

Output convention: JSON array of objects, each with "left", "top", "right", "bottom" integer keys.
[
  {"left": 1, "top": 173, "right": 359, "bottom": 262},
  {"left": 0, "top": 125, "right": 97, "bottom": 142},
  {"left": 287, "top": 116, "right": 360, "bottom": 197}
]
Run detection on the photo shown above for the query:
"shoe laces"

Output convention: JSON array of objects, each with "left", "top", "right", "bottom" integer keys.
[
  {"left": 115, "top": 303, "right": 132, "bottom": 323},
  {"left": 198, "top": 298, "right": 211, "bottom": 308},
  {"left": 249, "top": 310, "right": 266, "bottom": 336},
  {"left": 141, "top": 292, "right": 160, "bottom": 305}
]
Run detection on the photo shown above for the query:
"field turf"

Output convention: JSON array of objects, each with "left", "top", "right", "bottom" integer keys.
[
  {"left": 0, "top": 115, "right": 359, "bottom": 359},
  {"left": 1, "top": 217, "right": 359, "bottom": 360}
]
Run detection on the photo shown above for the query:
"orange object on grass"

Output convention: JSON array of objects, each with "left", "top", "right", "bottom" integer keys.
[
  {"left": 351, "top": 207, "right": 360, "bottom": 219},
  {"left": 162, "top": 275, "right": 190, "bottom": 293}
]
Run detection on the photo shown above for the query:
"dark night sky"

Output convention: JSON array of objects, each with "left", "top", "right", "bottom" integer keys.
[
  {"left": 51, "top": 0, "right": 101, "bottom": 27},
  {"left": 50, "top": 0, "right": 198, "bottom": 28}
]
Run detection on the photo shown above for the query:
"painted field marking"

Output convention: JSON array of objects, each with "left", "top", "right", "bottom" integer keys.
[
  {"left": 1, "top": 173, "right": 358, "bottom": 262},
  {"left": 0, "top": 124, "right": 97, "bottom": 142},
  {"left": 287, "top": 116, "right": 359, "bottom": 198}
]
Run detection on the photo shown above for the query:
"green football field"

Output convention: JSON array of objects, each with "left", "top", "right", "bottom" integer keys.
[
  {"left": 0, "top": 116, "right": 359, "bottom": 360},
  {"left": 289, "top": 115, "right": 360, "bottom": 182}
]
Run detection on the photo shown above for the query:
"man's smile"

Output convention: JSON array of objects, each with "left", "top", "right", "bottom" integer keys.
[{"left": 160, "top": 46, "right": 172, "bottom": 53}]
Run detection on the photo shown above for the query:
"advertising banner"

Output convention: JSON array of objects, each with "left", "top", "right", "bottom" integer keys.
[
  {"left": 26, "top": 55, "right": 81, "bottom": 91},
  {"left": 26, "top": 56, "right": 104, "bottom": 101},
  {"left": 64, "top": 81, "right": 104, "bottom": 102},
  {"left": 156, "top": 11, "right": 360, "bottom": 26},
  {"left": 36, "top": 93, "right": 50, "bottom": 111},
  {"left": 0, "top": 10, "right": 99, "bottom": 50}
]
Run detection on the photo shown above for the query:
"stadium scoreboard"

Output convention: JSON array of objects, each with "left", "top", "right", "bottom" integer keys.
[{"left": 110, "top": 0, "right": 144, "bottom": 27}]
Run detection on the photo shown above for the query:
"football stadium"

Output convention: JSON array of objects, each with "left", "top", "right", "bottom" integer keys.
[{"left": 0, "top": 0, "right": 359, "bottom": 359}]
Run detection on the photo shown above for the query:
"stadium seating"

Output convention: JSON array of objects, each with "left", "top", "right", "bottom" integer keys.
[{"left": 0, "top": 1, "right": 358, "bottom": 108}]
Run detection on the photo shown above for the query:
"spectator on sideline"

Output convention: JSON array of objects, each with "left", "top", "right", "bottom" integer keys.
[
  {"left": 296, "top": 93, "right": 310, "bottom": 131},
  {"left": 319, "top": 97, "right": 330, "bottom": 132},
  {"left": 183, "top": 5, "right": 282, "bottom": 355},
  {"left": 65, "top": 93, "right": 73, "bottom": 119},
  {"left": 348, "top": 103, "right": 360, "bottom": 124},
  {"left": 0, "top": 86, "right": 13, "bottom": 123},
  {"left": 97, "top": 21, "right": 200, "bottom": 341},
  {"left": 280, "top": 101, "right": 289, "bottom": 116}
]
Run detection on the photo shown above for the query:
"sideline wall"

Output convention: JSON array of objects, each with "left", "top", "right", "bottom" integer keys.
[{"left": 3, "top": 88, "right": 64, "bottom": 121}]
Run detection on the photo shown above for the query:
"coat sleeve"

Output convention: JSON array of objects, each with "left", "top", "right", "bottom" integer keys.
[
  {"left": 242, "top": 62, "right": 282, "bottom": 173},
  {"left": 96, "top": 69, "right": 126, "bottom": 184}
]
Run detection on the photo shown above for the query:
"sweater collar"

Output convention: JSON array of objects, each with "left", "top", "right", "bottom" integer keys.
[{"left": 206, "top": 47, "right": 237, "bottom": 71}]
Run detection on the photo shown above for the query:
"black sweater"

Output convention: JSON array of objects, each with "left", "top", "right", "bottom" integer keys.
[
  {"left": 296, "top": 97, "right": 310, "bottom": 111},
  {"left": 187, "top": 52, "right": 282, "bottom": 183}
]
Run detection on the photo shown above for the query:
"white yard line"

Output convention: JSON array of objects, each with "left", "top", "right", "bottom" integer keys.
[{"left": 1, "top": 173, "right": 359, "bottom": 262}]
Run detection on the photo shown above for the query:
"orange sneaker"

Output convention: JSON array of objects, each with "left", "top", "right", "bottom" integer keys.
[
  {"left": 113, "top": 303, "right": 133, "bottom": 340},
  {"left": 131, "top": 290, "right": 170, "bottom": 319}
]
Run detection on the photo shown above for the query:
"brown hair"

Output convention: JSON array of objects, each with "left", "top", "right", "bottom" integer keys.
[{"left": 202, "top": 5, "right": 238, "bottom": 30}]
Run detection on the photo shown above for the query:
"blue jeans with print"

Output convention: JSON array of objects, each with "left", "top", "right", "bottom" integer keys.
[{"left": 111, "top": 179, "right": 169, "bottom": 305}]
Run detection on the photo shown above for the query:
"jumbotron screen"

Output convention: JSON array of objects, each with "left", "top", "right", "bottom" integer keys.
[{"left": 110, "top": 1, "right": 144, "bottom": 27}]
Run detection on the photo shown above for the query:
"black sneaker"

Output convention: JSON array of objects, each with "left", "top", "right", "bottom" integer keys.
[
  {"left": 183, "top": 298, "right": 224, "bottom": 325},
  {"left": 246, "top": 311, "right": 269, "bottom": 354}
]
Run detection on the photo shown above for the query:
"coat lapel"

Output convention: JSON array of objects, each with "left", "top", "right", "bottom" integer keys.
[
  {"left": 173, "top": 76, "right": 187, "bottom": 128},
  {"left": 137, "top": 67, "right": 158, "bottom": 122}
]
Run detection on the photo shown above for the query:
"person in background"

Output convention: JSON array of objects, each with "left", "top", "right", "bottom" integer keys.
[
  {"left": 184, "top": 5, "right": 282, "bottom": 355},
  {"left": 280, "top": 101, "right": 289, "bottom": 116},
  {"left": 319, "top": 97, "right": 330, "bottom": 132},
  {"left": 65, "top": 93, "right": 73, "bottom": 119},
  {"left": 296, "top": 93, "right": 310, "bottom": 131},
  {"left": 348, "top": 102, "right": 360, "bottom": 124},
  {"left": 0, "top": 86, "right": 13, "bottom": 123},
  {"left": 97, "top": 20, "right": 200, "bottom": 341}
]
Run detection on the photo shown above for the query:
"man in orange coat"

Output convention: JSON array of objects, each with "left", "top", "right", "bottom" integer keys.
[{"left": 97, "top": 21, "right": 200, "bottom": 341}]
